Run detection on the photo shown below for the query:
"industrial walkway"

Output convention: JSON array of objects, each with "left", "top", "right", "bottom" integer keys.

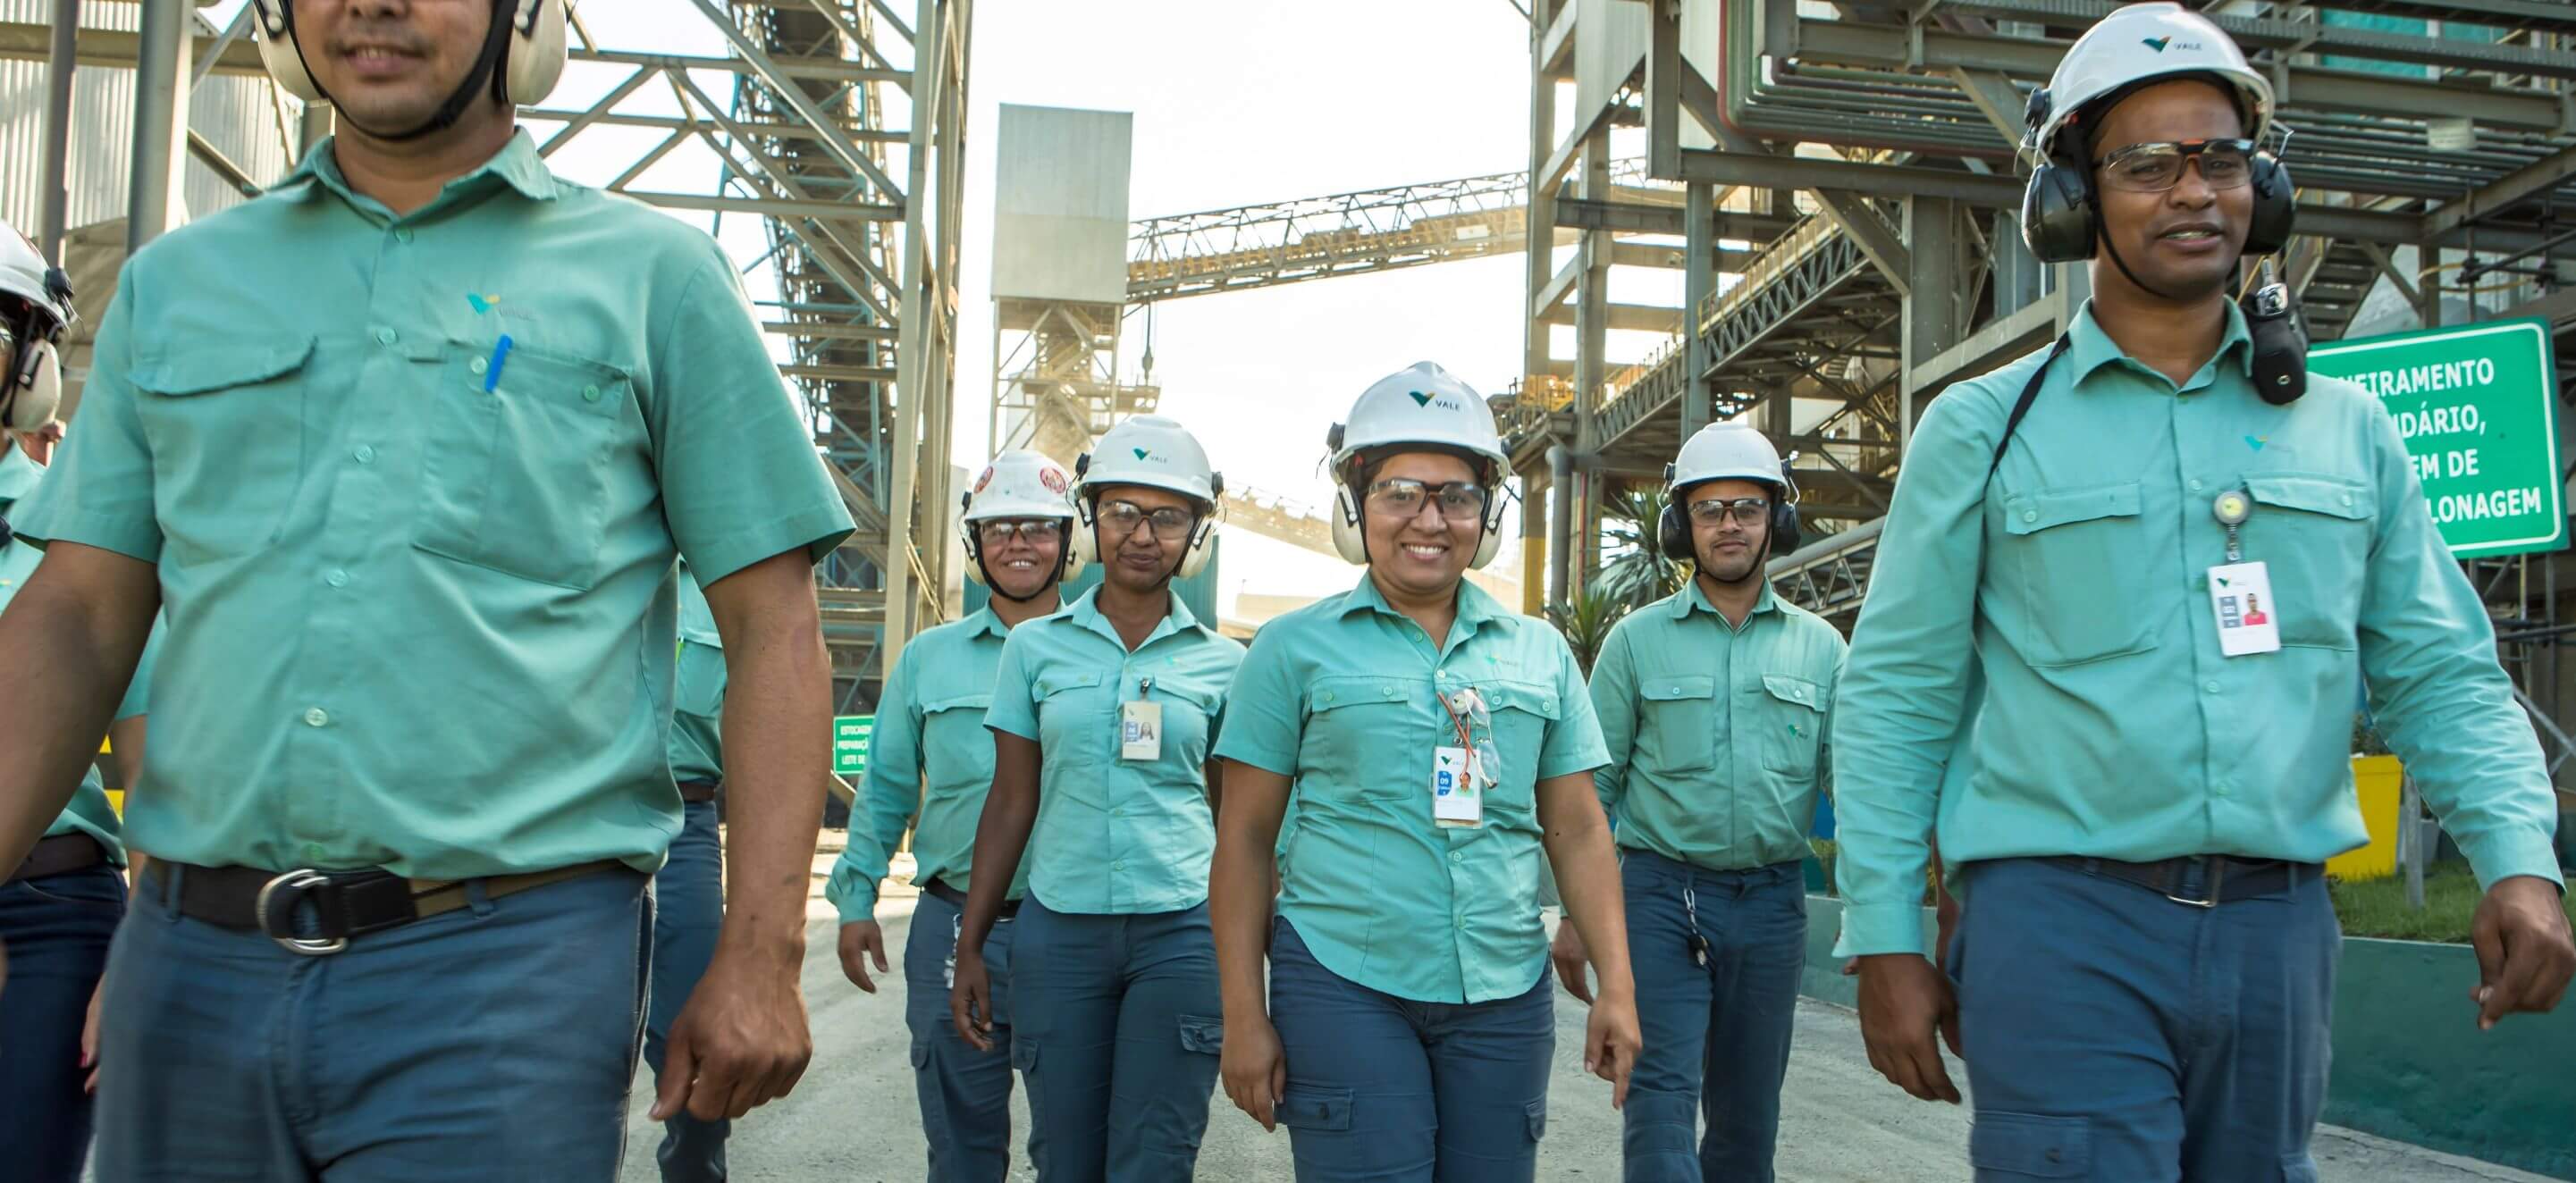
[{"left": 619, "top": 897, "right": 2558, "bottom": 1182}]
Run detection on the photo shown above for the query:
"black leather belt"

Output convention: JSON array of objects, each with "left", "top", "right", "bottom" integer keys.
[
  {"left": 2041, "top": 854, "right": 2311, "bottom": 908},
  {"left": 677, "top": 778, "right": 721, "bottom": 804},
  {"left": 151, "top": 859, "right": 627, "bottom": 954},
  {"left": 923, "top": 877, "right": 1017, "bottom": 919},
  {"left": 10, "top": 833, "right": 107, "bottom": 883}
]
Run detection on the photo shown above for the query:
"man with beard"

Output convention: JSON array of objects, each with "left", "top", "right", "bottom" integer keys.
[
  {"left": 0, "top": 1, "right": 851, "bottom": 1177},
  {"left": 1551, "top": 419, "right": 1843, "bottom": 1183},
  {"left": 1831, "top": 5, "right": 2571, "bottom": 1179}
]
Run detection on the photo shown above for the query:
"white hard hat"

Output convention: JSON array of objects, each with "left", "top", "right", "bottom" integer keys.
[
  {"left": 1073, "top": 415, "right": 1224, "bottom": 579},
  {"left": 1326, "top": 362, "right": 1511, "bottom": 569},
  {"left": 251, "top": 0, "right": 568, "bottom": 129},
  {"left": 1667, "top": 420, "right": 1787, "bottom": 494},
  {"left": 2026, "top": 3, "right": 2273, "bottom": 160},
  {"left": 0, "top": 222, "right": 71, "bottom": 431},
  {"left": 961, "top": 449, "right": 1083, "bottom": 588}
]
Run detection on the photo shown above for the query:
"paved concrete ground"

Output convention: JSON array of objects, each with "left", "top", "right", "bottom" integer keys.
[{"left": 621, "top": 899, "right": 2557, "bottom": 1182}]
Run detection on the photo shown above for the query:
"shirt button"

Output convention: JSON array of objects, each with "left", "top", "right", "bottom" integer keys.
[
  {"left": 1384, "top": 685, "right": 1401, "bottom": 699},
  {"left": 582, "top": 384, "right": 602, "bottom": 402},
  {"left": 324, "top": 569, "right": 349, "bottom": 588},
  {"left": 1455, "top": 919, "right": 1468, "bottom": 930},
  {"left": 354, "top": 445, "right": 375, "bottom": 464},
  {"left": 2340, "top": 493, "right": 2353, "bottom": 507},
  {"left": 2022, "top": 509, "right": 2038, "bottom": 524},
  {"left": 1450, "top": 850, "right": 1465, "bottom": 863},
  {"left": 303, "top": 708, "right": 329, "bottom": 727},
  {"left": 373, "top": 326, "right": 397, "bottom": 346},
  {"left": 2203, "top": 681, "right": 2220, "bottom": 695},
  {"left": 2215, "top": 783, "right": 2234, "bottom": 798},
  {"left": 468, "top": 357, "right": 488, "bottom": 375},
  {"left": 1322, "top": 692, "right": 1335, "bottom": 703},
  {"left": 2189, "top": 479, "right": 2206, "bottom": 492},
  {"left": 394, "top": 228, "right": 414, "bottom": 243},
  {"left": 1111, "top": 860, "right": 1126, "bottom": 871}
]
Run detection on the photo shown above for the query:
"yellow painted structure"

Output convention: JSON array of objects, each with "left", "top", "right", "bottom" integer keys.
[{"left": 2328, "top": 755, "right": 2404, "bottom": 882}]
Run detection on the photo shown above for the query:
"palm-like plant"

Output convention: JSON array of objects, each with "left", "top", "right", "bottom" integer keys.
[
  {"left": 1594, "top": 482, "right": 1688, "bottom": 609},
  {"left": 1545, "top": 582, "right": 1632, "bottom": 675}
]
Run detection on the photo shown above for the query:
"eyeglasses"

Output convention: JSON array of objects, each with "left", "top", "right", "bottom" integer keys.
[
  {"left": 2092, "top": 139, "right": 2256, "bottom": 194},
  {"left": 1099, "top": 499, "right": 1198, "bottom": 541},
  {"left": 1365, "top": 479, "right": 1490, "bottom": 523},
  {"left": 975, "top": 518, "right": 1064, "bottom": 545},
  {"left": 1686, "top": 497, "right": 1772, "bottom": 527}
]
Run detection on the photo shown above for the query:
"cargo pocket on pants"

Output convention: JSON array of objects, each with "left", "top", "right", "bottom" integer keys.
[
  {"left": 1178, "top": 1014, "right": 1224, "bottom": 1055},
  {"left": 1276, "top": 1086, "right": 1352, "bottom": 1132},
  {"left": 1970, "top": 1112, "right": 2087, "bottom": 1178},
  {"left": 1523, "top": 1098, "right": 1547, "bottom": 1144},
  {"left": 909, "top": 1039, "right": 934, "bottom": 1070}
]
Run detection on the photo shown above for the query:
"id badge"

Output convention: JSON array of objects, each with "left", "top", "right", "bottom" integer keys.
[
  {"left": 2207, "top": 561, "right": 2283, "bottom": 657},
  {"left": 1433, "top": 745, "right": 1482, "bottom": 828},
  {"left": 1120, "top": 701, "right": 1163, "bottom": 761}
]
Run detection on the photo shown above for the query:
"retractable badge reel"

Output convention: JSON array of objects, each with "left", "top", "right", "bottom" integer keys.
[{"left": 2207, "top": 490, "right": 2281, "bottom": 657}]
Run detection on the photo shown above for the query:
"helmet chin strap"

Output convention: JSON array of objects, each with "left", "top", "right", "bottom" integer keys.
[{"left": 300, "top": 0, "right": 516, "bottom": 144}]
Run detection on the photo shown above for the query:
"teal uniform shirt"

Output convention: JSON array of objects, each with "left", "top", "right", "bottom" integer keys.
[
  {"left": 669, "top": 571, "right": 725, "bottom": 785},
  {"left": 1214, "top": 574, "right": 1611, "bottom": 1004},
  {"left": 826, "top": 608, "right": 1032, "bottom": 923},
  {"left": 1831, "top": 301, "right": 2566, "bottom": 957},
  {"left": 13, "top": 132, "right": 854, "bottom": 879},
  {"left": 985, "top": 587, "right": 1243, "bottom": 915},
  {"left": 1, "top": 450, "right": 156, "bottom": 865},
  {"left": 1589, "top": 580, "right": 1846, "bottom": 873}
]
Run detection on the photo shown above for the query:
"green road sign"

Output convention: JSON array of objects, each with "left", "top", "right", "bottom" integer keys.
[
  {"left": 833, "top": 715, "right": 873, "bottom": 776},
  {"left": 2310, "top": 318, "right": 2566, "bottom": 558}
]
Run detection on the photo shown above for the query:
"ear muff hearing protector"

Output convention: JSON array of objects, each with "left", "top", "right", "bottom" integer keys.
[
  {"left": 1658, "top": 472, "right": 1802, "bottom": 564},
  {"left": 251, "top": 0, "right": 565, "bottom": 143},
  {"left": 5, "top": 338, "right": 61, "bottom": 431},
  {"left": 2019, "top": 83, "right": 2296, "bottom": 266}
]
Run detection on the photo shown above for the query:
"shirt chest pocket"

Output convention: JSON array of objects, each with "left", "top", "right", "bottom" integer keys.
[
  {"left": 130, "top": 338, "right": 317, "bottom": 559},
  {"left": 1482, "top": 679, "right": 1562, "bottom": 816},
  {"left": 1030, "top": 670, "right": 1111, "bottom": 768},
  {"left": 1999, "top": 482, "right": 2155, "bottom": 667},
  {"left": 920, "top": 692, "right": 995, "bottom": 794},
  {"left": 2240, "top": 474, "right": 2374, "bottom": 650},
  {"left": 1753, "top": 675, "right": 1826, "bottom": 777},
  {"left": 415, "top": 343, "right": 633, "bottom": 591},
  {"left": 1304, "top": 674, "right": 1431, "bottom": 800},
  {"left": 1638, "top": 675, "right": 1718, "bottom": 773},
  {"left": 1150, "top": 681, "right": 1220, "bottom": 767}
]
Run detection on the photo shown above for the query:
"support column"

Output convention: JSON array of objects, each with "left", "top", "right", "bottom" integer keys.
[
  {"left": 1899, "top": 197, "right": 1963, "bottom": 456},
  {"left": 37, "top": 0, "right": 77, "bottom": 262},
  {"left": 1681, "top": 179, "right": 1714, "bottom": 438},
  {"left": 1520, "top": 467, "right": 1547, "bottom": 617},
  {"left": 1547, "top": 445, "right": 1574, "bottom": 608},
  {"left": 128, "top": 0, "right": 194, "bottom": 254},
  {"left": 1522, "top": 1, "right": 1559, "bottom": 388}
]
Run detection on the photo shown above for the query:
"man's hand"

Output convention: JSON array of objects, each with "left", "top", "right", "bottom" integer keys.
[
  {"left": 950, "top": 949, "right": 996, "bottom": 1052},
  {"left": 1551, "top": 919, "right": 1594, "bottom": 1005},
  {"left": 2470, "top": 875, "right": 2575, "bottom": 1031},
  {"left": 1583, "top": 987, "right": 1641, "bottom": 1109},
  {"left": 650, "top": 943, "right": 813, "bottom": 1122},
  {"left": 838, "top": 920, "right": 889, "bottom": 994},
  {"left": 1856, "top": 953, "right": 1959, "bottom": 1103},
  {"left": 1221, "top": 1014, "right": 1288, "bottom": 1131}
]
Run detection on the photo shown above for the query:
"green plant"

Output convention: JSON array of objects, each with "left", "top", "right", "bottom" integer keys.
[
  {"left": 1545, "top": 580, "right": 1634, "bottom": 675},
  {"left": 1809, "top": 838, "right": 1838, "bottom": 897},
  {"left": 1594, "top": 482, "right": 1688, "bottom": 609},
  {"left": 2352, "top": 711, "right": 2393, "bottom": 758}
]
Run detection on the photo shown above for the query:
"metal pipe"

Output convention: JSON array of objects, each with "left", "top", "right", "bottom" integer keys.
[
  {"left": 1547, "top": 444, "right": 1573, "bottom": 609},
  {"left": 128, "top": 0, "right": 189, "bottom": 254},
  {"left": 36, "top": 0, "right": 76, "bottom": 262}
]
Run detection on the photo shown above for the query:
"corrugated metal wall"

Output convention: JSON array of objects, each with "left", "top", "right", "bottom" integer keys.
[{"left": 0, "top": 1, "right": 296, "bottom": 237}]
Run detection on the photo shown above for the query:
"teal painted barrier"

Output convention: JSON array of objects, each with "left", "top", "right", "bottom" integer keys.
[{"left": 1795, "top": 896, "right": 2576, "bottom": 1179}]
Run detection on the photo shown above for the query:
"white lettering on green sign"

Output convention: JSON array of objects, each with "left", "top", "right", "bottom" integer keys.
[{"left": 2309, "top": 319, "right": 2565, "bottom": 559}]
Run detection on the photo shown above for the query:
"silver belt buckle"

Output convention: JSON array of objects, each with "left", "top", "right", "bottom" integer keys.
[
  {"left": 2163, "top": 857, "right": 2222, "bottom": 909},
  {"left": 257, "top": 868, "right": 350, "bottom": 955}
]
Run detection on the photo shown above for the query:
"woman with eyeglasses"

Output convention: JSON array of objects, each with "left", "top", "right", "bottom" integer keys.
[
  {"left": 950, "top": 415, "right": 1244, "bottom": 1182},
  {"left": 1208, "top": 364, "right": 1640, "bottom": 1182}
]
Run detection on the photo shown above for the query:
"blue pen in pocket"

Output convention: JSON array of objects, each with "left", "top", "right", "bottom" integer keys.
[{"left": 484, "top": 334, "right": 514, "bottom": 392}]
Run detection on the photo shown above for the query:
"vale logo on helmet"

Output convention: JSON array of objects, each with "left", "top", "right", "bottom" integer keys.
[
  {"left": 2140, "top": 36, "right": 2201, "bottom": 53},
  {"left": 1406, "top": 390, "right": 1467, "bottom": 413}
]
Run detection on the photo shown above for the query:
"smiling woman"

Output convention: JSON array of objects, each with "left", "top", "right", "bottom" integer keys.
[{"left": 1208, "top": 362, "right": 1638, "bottom": 1182}]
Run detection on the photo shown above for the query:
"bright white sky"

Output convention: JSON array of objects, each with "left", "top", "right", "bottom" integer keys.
[{"left": 199, "top": 0, "right": 1667, "bottom": 612}]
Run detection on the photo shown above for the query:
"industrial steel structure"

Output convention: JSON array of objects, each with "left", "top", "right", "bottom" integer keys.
[{"left": 1503, "top": 0, "right": 2576, "bottom": 776}]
